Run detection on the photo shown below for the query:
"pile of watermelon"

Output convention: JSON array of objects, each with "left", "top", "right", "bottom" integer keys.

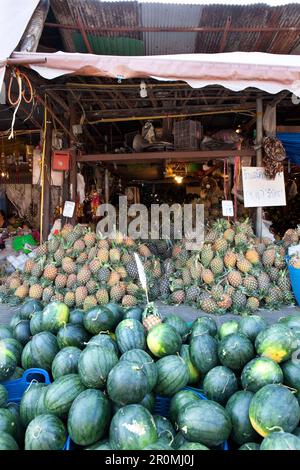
[{"left": 1, "top": 299, "right": 300, "bottom": 450}]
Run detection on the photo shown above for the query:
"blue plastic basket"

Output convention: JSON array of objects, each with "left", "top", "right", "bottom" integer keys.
[
  {"left": 63, "top": 436, "right": 75, "bottom": 450},
  {"left": 154, "top": 386, "right": 229, "bottom": 450},
  {"left": 286, "top": 257, "right": 300, "bottom": 306},
  {"left": 1, "top": 368, "right": 51, "bottom": 403}
]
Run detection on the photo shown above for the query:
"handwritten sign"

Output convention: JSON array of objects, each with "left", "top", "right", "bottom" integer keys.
[
  {"left": 242, "top": 167, "right": 286, "bottom": 208},
  {"left": 63, "top": 201, "right": 75, "bottom": 218},
  {"left": 222, "top": 200, "right": 234, "bottom": 217}
]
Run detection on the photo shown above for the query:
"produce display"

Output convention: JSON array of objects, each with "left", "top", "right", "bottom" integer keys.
[
  {"left": 0, "top": 220, "right": 298, "bottom": 315},
  {"left": 0, "top": 299, "right": 300, "bottom": 451}
]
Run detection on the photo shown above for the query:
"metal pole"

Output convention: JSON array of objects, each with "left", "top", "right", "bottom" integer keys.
[
  {"left": 42, "top": 120, "right": 52, "bottom": 241},
  {"left": 104, "top": 169, "right": 109, "bottom": 204},
  {"left": 255, "top": 97, "right": 263, "bottom": 238}
]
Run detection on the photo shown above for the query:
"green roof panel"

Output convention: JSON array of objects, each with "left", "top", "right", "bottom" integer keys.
[{"left": 72, "top": 32, "right": 145, "bottom": 56}]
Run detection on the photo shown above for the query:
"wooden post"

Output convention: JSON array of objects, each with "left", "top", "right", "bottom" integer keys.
[
  {"left": 19, "top": 0, "right": 50, "bottom": 52},
  {"left": 255, "top": 97, "right": 263, "bottom": 238},
  {"left": 104, "top": 169, "right": 109, "bottom": 203},
  {"left": 42, "top": 119, "right": 52, "bottom": 241},
  {"left": 69, "top": 101, "right": 77, "bottom": 226}
]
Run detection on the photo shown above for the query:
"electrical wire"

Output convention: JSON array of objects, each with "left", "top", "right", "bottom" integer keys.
[{"left": 7, "top": 69, "right": 33, "bottom": 140}]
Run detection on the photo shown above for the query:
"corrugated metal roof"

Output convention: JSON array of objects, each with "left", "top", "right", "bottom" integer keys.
[{"left": 49, "top": 1, "right": 300, "bottom": 55}]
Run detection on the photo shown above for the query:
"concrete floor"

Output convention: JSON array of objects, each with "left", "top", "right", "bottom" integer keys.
[{"left": 1, "top": 301, "right": 299, "bottom": 327}]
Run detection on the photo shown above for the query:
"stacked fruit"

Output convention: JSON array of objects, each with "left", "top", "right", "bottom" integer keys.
[
  {"left": 1, "top": 298, "right": 300, "bottom": 450},
  {"left": 2, "top": 225, "right": 165, "bottom": 310},
  {"left": 162, "top": 218, "right": 294, "bottom": 313}
]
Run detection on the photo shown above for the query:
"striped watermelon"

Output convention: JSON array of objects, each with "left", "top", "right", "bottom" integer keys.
[
  {"left": 120, "top": 349, "right": 157, "bottom": 391},
  {"left": 107, "top": 360, "right": 148, "bottom": 405},
  {"left": 154, "top": 355, "right": 189, "bottom": 397},
  {"left": 147, "top": 323, "right": 182, "bottom": 358},
  {"left": 45, "top": 374, "right": 86, "bottom": 418},
  {"left": 30, "top": 331, "right": 59, "bottom": 371},
  {"left": 115, "top": 319, "right": 146, "bottom": 353},
  {"left": 51, "top": 346, "right": 81, "bottom": 380},
  {"left": 25, "top": 414, "right": 67, "bottom": 450},
  {"left": 78, "top": 345, "right": 118, "bottom": 389}
]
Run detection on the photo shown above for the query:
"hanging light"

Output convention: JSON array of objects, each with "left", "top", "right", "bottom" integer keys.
[
  {"left": 174, "top": 175, "right": 183, "bottom": 184},
  {"left": 140, "top": 80, "right": 147, "bottom": 98}
]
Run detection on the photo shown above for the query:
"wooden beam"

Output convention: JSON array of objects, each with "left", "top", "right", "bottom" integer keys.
[
  {"left": 19, "top": 0, "right": 50, "bottom": 52},
  {"left": 76, "top": 10, "right": 93, "bottom": 54},
  {"left": 219, "top": 17, "right": 232, "bottom": 52},
  {"left": 77, "top": 149, "right": 255, "bottom": 163},
  {"left": 36, "top": 95, "right": 73, "bottom": 140},
  {"left": 42, "top": 118, "right": 52, "bottom": 241},
  {"left": 256, "top": 97, "right": 263, "bottom": 238}
]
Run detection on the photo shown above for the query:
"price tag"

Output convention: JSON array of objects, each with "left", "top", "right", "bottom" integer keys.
[
  {"left": 222, "top": 200, "right": 234, "bottom": 217},
  {"left": 63, "top": 201, "right": 75, "bottom": 218}
]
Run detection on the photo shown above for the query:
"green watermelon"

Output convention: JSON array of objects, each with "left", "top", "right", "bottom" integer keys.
[
  {"left": 5, "top": 366, "right": 24, "bottom": 381},
  {"left": 172, "top": 432, "right": 188, "bottom": 449},
  {"left": 218, "top": 333, "right": 254, "bottom": 370},
  {"left": 9, "top": 313, "right": 23, "bottom": 330},
  {"left": 120, "top": 349, "right": 157, "bottom": 390},
  {"left": 238, "top": 442, "right": 260, "bottom": 450},
  {"left": 115, "top": 319, "right": 146, "bottom": 353},
  {"left": 180, "top": 344, "right": 200, "bottom": 384},
  {"left": 203, "top": 366, "right": 238, "bottom": 405},
  {"left": 279, "top": 314, "right": 300, "bottom": 338},
  {"left": 144, "top": 440, "right": 172, "bottom": 450},
  {"left": 293, "top": 427, "right": 300, "bottom": 438},
  {"left": 107, "top": 360, "right": 148, "bottom": 405},
  {"left": 281, "top": 359, "right": 300, "bottom": 391},
  {"left": 249, "top": 384, "right": 300, "bottom": 437},
  {"left": 0, "top": 432, "right": 19, "bottom": 450},
  {"left": 83, "top": 306, "right": 116, "bottom": 334},
  {"left": 68, "top": 389, "right": 111, "bottom": 446},
  {"left": 255, "top": 324, "right": 297, "bottom": 363},
  {"left": 51, "top": 346, "right": 81, "bottom": 380},
  {"left": 21, "top": 341, "right": 34, "bottom": 370},
  {"left": 164, "top": 315, "right": 189, "bottom": 339},
  {"left": 78, "top": 345, "right": 118, "bottom": 389},
  {"left": 178, "top": 442, "right": 209, "bottom": 450},
  {"left": 56, "top": 323, "right": 90, "bottom": 349},
  {"left": 191, "top": 316, "right": 218, "bottom": 338},
  {"left": 0, "top": 326, "right": 13, "bottom": 341},
  {"left": 238, "top": 316, "right": 267, "bottom": 342},
  {"left": 69, "top": 309, "right": 84, "bottom": 325},
  {"left": 178, "top": 400, "right": 232, "bottom": 447},
  {"left": 30, "top": 311, "right": 44, "bottom": 335},
  {"left": 110, "top": 404, "right": 157, "bottom": 450},
  {"left": 87, "top": 333, "right": 119, "bottom": 355},
  {"left": 20, "top": 299, "right": 43, "bottom": 319},
  {"left": 140, "top": 393, "right": 155, "bottom": 413},
  {"left": 35, "top": 387, "right": 49, "bottom": 417},
  {"left": 153, "top": 415, "right": 175, "bottom": 445},
  {"left": 260, "top": 432, "right": 300, "bottom": 450},
  {"left": 12, "top": 320, "right": 31, "bottom": 346},
  {"left": 0, "top": 408, "right": 18, "bottom": 440},
  {"left": 123, "top": 306, "right": 143, "bottom": 321},
  {"left": 0, "top": 338, "right": 23, "bottom": 366},
  {"left": 106, "top": 303, "right": 124, "bottom": 324},
  {"left": 225, "top": 390, "right": 259, "bottom": 445},
  {"left": 45, "top": 374, "right": 86, "bottom": 418},
  {"left": 20, "top": 382, "right": 47, "bottom": 427},
  {"left": 241, "top": 357, "right": 283, "bottom": 392},
  {"left": 189, "top": 333, "right": 219, "bottom": 374},
  {"left": 147, "top": 323, "right": 181, "bottom": 358},
  {"left": 0, "top": 342, "right": 17, "bottom": 380},
  {"left": 169, "top": 390, "right": 200, "bottom": 425},
  {"left": 218, "top": 320, "right": 239, "bottom": 339},
  {"left": 25, "top": 414, "right": 67, "bottom": 450},
  {"left": 154, "top": 355, "right": 189, "bottom": 396},
  {"left": 30, "top": 331, "right": 59, "bottom": 371},
  {"left": 85, "top": 439, "right": 112, "bottom": 450},
  {"left": 5, "top": 402, "right": 24, "bottom": 444},
  {"left": 0, "top": 383, "right": 8, "bottom": 407},
  {"left": 42, "top": 301, "right": 69, "bottom": 334}
]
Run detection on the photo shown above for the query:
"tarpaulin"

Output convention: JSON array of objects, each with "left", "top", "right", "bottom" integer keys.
[
  {"left": 277, "top": 133, "right": 300, "bottom": 166},
  {"left": 8, "top": 50, "right": 300, "bottom": 96},
  {"left": 0, "top": 0, "right": 40, "bottom": 89}
]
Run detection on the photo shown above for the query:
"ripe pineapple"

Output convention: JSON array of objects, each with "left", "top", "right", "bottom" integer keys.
[
  {"left": 89, "top": 258, "right": 102, "bottom": 275},
  {"left": 122, "top": 295, "right": 138, "bottom": 307},
  {"left": 54, "top": 246, "right": 65, "bottom": 265},
  {"left": 64, "top": 291, "right": 75, "bottom": 307},
  {"left": 277, "top": 271, "right": 291, "bottom": 291},
  {"left": 126, "top": 282, "right": 140, "bottom": 296},
  {"left": 34, "top": 243, "right": 48, "bottom": 258},
  {"left": 96, "top": 288, "right": 109, "bottom": 305},
  {"left": 123, "top": 236, "right": 136, "bottom": 247},
  {"left": 246, "top": 296, "right": 260, "bottom": 312},
  {"left": 15, "top": 284, "right": 29, "bottom": 299},
  {"left": 121, "top": 252, "right": 133, "bottom": 265},
  {"left": 217, "top": 293, "right": 232, "bottom": 310},
  {"left": 151, "top": 260, "right": 162, "bottom": 279},
  {"left": 245, "top": 248, "right": 260, "bottom": 265},
  {"left": 290, "top": 257, "right": 300, "bottom": 269},
  {"left": 77, "top": 266, "right": 91, "bottom": 285},
  {"left": 200, "top": 296, "right": 218, "bottom": 314},
  {"left": 210, "top": 256, "right": 224, "bottom": 275},
  {"left": 77, "top": 252, "right": 89, "bottom": 265},
  {"left": 210, "top": 284, "right": 224, "bottom": 301},
  {"left": 43, "top": 265, "right": 58, "bottom": 281},
  {"left": 55, "top": 273, "right": 67, "bottom": 289},
  {"left": 67, "top": 274, "right": 78, "bottom": 289},
  {"left": 170, "top": 289, "right": 185, "bottom": 304},
  {"left": 72, "top": 239, "right": 85, "bottom": 255},
  {"left": 29, "top": 284, "right": 43, "bottom": 300},
  {"left": 31, "top": 261, "right": 44, "bottom": 278},
  {"left": 159, "top": 276, "right": 170, "bottom": 299},
  {"left": 48, "top": 236, "right": 60, "bottom": 254},
  {"left": 262, "top": 248, "right": 276, "bottom": 267},
  {"left": 213, "top": 237, "right": 228, "bottom": 255},
  {"left": 97, "top": 267, "right": 111, "bottom": 284},
  {"left": 223, "top": 228, "right": 235, "bottom": 243},
  {"left": 181, "top": 268, "right": 192, "bottom": 286},
  {"left": 61, "top": 223, "right": 74, "bottom": 240},
  {"left": 163, "top": 259, "right": 175, "bottom": 277},
  {"left": 257, "top": 272, "right": 271, "bottom": 294},
  {"left": 109, "top": 248, "right": 121, "bottom": 263},
  {"left": 62, "top": 257, "right": 76, "bottom": 274},
  {"left": 42, "top": 286, "right": 54, "bottom": 303},
  {"left": 86, "top": 279, "right": 98, "bottom": 295},
  {"left": 97, "top": 238, "right": 110, "bottom": 250},
  {"left": 243, "top": 275, "right": 258, "bottom": 293},
  {"left": 274, "top": 253, "right": 285, "bottom": 269},
  {"left": 88, "top": 246, "right": 98, "bottom": 261},
  {"left": 107, "top": 271, "right": 121, "bottom": 287},
  {"left": 126, "top": 260, "right": 139, "bottom": 279},
  {"left": 186, "top": 285, "right": 201, "bottom": 303},
  {"left": 236, "top": 255, "right": 252, "bottom": 274},
  {"left": 84, "top": 231, "right": 96, "bottom": 248},
  {"left": 283, "top": 228, "right": 298, "bottom": 247},
  {"left": 234, "top": 233, "right": 248, "bottom": 248},
  {"left": 227, "top": 270, "right": 243, "bottom": 288},
  {"left": 201, "top": 268, "right": 215, "bottom": 285},
  {"left": 110, "top": 283, "right": 126, "bottom": 302},
  {"left": 149, "top": 282, "right": 160, "bottom": 301},
  {"left": 75, "top": 286, "right": 88, "bottom": 307},
  {"left": 232, "top": 290, "right": 247, "bottom": 312},
  {"left": 23, "top": 259, "right": 35, "bottom": 275},
  {"left": 189, "top": 260, "right": 202, "bottom": 281},
  {"left": 264, "top": 286, "right": 281, "bottom": 308},
  {"left": 8, "top": 277, "right": 21, "bottom": 290},
  {"left": 142, "top": 303, "right": 162, "bottom": 331},
  {"left": 224, "top": 251, "right": 237, "bottom": 269},
  {"left": 138, "top": 244, "right": 152, "bottom": 258},
  {"left": 255, "top": 242, "right": 266, "bottom": 256},
  {"left": 51, "top": 292, "right": 64, "bottom": 303},
  {"left": 83, "top": 295, "right": 97, "bottom": 311},
  {"left": 268, "top": 266, "right": 280, "bottom": 282},
  {"left": 201, "top": 244, "right": 214, "bottom": 268}
]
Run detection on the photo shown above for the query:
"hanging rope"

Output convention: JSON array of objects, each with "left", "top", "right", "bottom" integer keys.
[
  {"left": 7, "top": 69, "right": 33, "bottom": 140},
  {"left": 39, "top": 95, "right": 47, "bottom": 244}
]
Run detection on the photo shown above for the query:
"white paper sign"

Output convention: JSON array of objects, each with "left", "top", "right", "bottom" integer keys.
[
  {"left": 63, "top": 201, "right": 75, "bottom": 218},
  {"left": 242, "top": 167, "right": 286, "bottom": 208},
  {"left": 288, "top": 244, "right": 300, "bottom": 257},
  {"left": 222, "top": 200, "right": 234, "bottom": 217}
]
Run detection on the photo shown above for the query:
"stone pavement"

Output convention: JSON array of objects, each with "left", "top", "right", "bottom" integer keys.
[{"left": 0, "top": 301, "right": 299, "bottom": 327}]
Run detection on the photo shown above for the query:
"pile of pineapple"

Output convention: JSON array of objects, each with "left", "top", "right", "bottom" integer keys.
[
  {"left": 159, "top": 218, "right": 295, "bottom": 314},
  {"left": 2, "top": 224, "right": 163, "bottom": 311}
]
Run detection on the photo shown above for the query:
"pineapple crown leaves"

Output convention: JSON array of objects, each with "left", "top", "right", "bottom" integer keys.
[{"left": 142, "top": 302, "right": 161, "bottom": 320}]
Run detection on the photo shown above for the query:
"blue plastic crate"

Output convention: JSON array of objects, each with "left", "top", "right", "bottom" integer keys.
[
  {"left": 286, "top": 256, "right": 300, "bottom": 305},
  {"left": 1, "top": 368, "right": 51, "bottom": 403},
  {"left": 154, "top": 386, "right": 229, "bottom": 450},
  {"left": 63, "top": 436, "right": 75, "bottom": 450}
]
